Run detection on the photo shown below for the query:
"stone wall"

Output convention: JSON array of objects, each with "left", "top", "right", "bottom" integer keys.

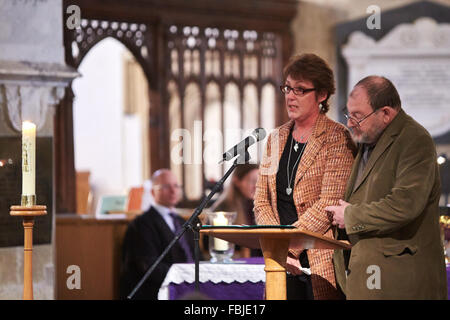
[
  {"left": 0, "top": 0, "right": 77, "bottom": 300},
  {"left": 289, "top": 0, "right": 450, "bottom": 121}
]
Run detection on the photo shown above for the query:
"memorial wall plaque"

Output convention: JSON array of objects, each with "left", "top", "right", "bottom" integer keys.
[
  {"left": 342, "top": 17, "right": 450, "bottom": 137},
  {"left": 0, "top": 137, "right": 52, "bottom": 247}
]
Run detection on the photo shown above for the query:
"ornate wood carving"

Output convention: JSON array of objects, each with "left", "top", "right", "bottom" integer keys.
[
  {"left": 67, "top": 18, "right": 155, "bottom": 89},
  {"left": 57, "top": 0, "right": 296, "bottom": 211}
]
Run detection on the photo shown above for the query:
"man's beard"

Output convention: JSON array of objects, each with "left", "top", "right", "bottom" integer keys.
[{"left": 350, "top": 122, "right": 385, "bottom": 145}]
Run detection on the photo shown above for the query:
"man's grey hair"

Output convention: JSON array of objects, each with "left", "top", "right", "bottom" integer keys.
[{"left": 352, "top": 75, "right": 402, "bottom": 111}]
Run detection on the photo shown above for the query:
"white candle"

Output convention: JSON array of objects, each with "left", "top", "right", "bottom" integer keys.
[
  {"left": 213, "top": 212, "right": 229, "bottom": 251},
  {"left": 22, "top": 121, "right": 36, "bottom": 196}
]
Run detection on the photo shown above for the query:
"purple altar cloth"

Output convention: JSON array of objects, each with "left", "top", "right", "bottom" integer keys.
[
  {"left": 168, "top": 257, "right": 265, "bottom": 300},
  {"left": 167, "top": 260, "right": 450, "bottom": 300},
  {"left": 169, "top": 281, "right": 265, "bottom": 300},
  {"left": 447, "top": 264, "right": 450, "bottom": 300}
]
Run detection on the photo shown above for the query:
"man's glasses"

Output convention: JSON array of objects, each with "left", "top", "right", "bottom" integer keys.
[
  {"left": 342, "top": 108, "right": 378, "bottom": 127},
  {"left": 153, "top": 184, "right": 183, "bottom": 191},
  {"left": 280, "top": 85, "right": 316, "bottom": 96}
]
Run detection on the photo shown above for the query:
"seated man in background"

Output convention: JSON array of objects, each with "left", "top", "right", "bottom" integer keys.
[{"left": 120, "top": 169, "right": 195, "bottom": 300}]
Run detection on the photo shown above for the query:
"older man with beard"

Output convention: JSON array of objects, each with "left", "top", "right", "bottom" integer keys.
[{"left": 326, "top": 76, "right": 447, "bottom": 299}]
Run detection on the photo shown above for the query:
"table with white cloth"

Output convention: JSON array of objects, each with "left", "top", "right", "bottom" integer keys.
[{"left": 158, "top": 257, "right": 266, "bottom": 300}]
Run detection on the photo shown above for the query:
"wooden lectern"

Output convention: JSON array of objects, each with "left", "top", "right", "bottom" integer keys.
[{"left": 200, "top": 227, "right": 351, "bottom": 300}]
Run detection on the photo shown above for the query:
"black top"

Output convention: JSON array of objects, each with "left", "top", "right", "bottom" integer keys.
[
  {"left": 276, "top": 126, "right": 310, "bottom": 268},
  {"left": 276, "top": 127, "right": 305, "bottom": 225}
]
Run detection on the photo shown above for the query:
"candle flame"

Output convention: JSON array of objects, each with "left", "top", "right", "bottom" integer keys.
[{"left": 22, "top": 121, "right": 36, "bottom": 130}]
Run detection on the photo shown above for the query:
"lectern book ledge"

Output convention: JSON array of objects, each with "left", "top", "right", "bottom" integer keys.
[
  {"left": 201, "top": 225, "right": 296, "bottom": 229},
  {"left": 200, "top": 227, "right": 352, "bottom": 251}
]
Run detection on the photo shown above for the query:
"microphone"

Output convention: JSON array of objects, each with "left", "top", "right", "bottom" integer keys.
[{"left": 220, "top": 128, "right": 266, "bottom": 163}]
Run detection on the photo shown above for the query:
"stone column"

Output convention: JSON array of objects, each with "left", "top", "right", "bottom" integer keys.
[{"left": 0, "top": 0, "right": 78, "bottom": 299}]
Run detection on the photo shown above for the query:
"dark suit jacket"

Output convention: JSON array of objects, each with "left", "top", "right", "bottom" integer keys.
[
  {"left": 333, "top": 109, "right": 447, "bottom": 299},
  {"left": 119, "top": 206, "right": 196, "bottom": 300}
]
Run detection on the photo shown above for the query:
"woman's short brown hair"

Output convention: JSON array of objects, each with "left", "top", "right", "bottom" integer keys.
[{"left": 283, "top": 53, "right": 335, "bottom": 114}]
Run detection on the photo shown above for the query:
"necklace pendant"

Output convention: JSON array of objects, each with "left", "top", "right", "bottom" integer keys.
[
  {"left": 286, "top": 187, "right": 292, "bottom": 195},
  {"left": 294, "top": 143, "right": 299, "bottom": 152}
]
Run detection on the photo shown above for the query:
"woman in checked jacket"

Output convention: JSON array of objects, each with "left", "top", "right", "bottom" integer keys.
[{"left": 254, "top": 53, "right": 355, "bottom": 300}]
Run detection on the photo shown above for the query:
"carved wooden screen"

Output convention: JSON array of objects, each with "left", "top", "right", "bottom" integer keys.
[
  {"left": 164, "top": 25, "right": 281, "bottom": 205},
  {"left": 58, "top": 0, "right": 296, "bottom": 212},
  {"left": 68, "top": 19, "right": 153, "bottom": 84},
  {"left": 58, "top": 16, "right": 158, "bottom": 213}
]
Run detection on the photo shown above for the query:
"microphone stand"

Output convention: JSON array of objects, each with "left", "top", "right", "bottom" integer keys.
[{"left": 127, "top": 151, "right": 250, "bottom": 299}]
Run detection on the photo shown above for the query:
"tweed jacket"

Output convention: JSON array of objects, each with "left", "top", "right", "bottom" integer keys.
[
  {"left": 333, "top": 110, "right": 447, "bottom": 299},
  {"left": 254, "top": 113, "right": 355, "bottom": 299}
]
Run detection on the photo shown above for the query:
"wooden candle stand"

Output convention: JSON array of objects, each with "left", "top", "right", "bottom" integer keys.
[{"left": 10, "top": 205, "right": 47, "bottom": 300}]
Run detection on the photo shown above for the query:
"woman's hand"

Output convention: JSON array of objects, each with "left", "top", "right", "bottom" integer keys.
[{"left": 286, "top": 254, "right": 303, "bottom": 275}]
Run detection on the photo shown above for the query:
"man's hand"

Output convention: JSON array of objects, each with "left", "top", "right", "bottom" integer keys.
[
  {"left": 325, "top": 200, "right": 350, "bottom": 229},
  {"left": 286, "top": 254, "right": 303, "bottom": 275}
]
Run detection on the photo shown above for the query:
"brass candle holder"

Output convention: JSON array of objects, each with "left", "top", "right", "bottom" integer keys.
[
  {"left": 10, "top": 196, "right": 47, "bottom": 300},
  {"left": 439, "top": 215, "right": 450, "bottom": 264}
]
